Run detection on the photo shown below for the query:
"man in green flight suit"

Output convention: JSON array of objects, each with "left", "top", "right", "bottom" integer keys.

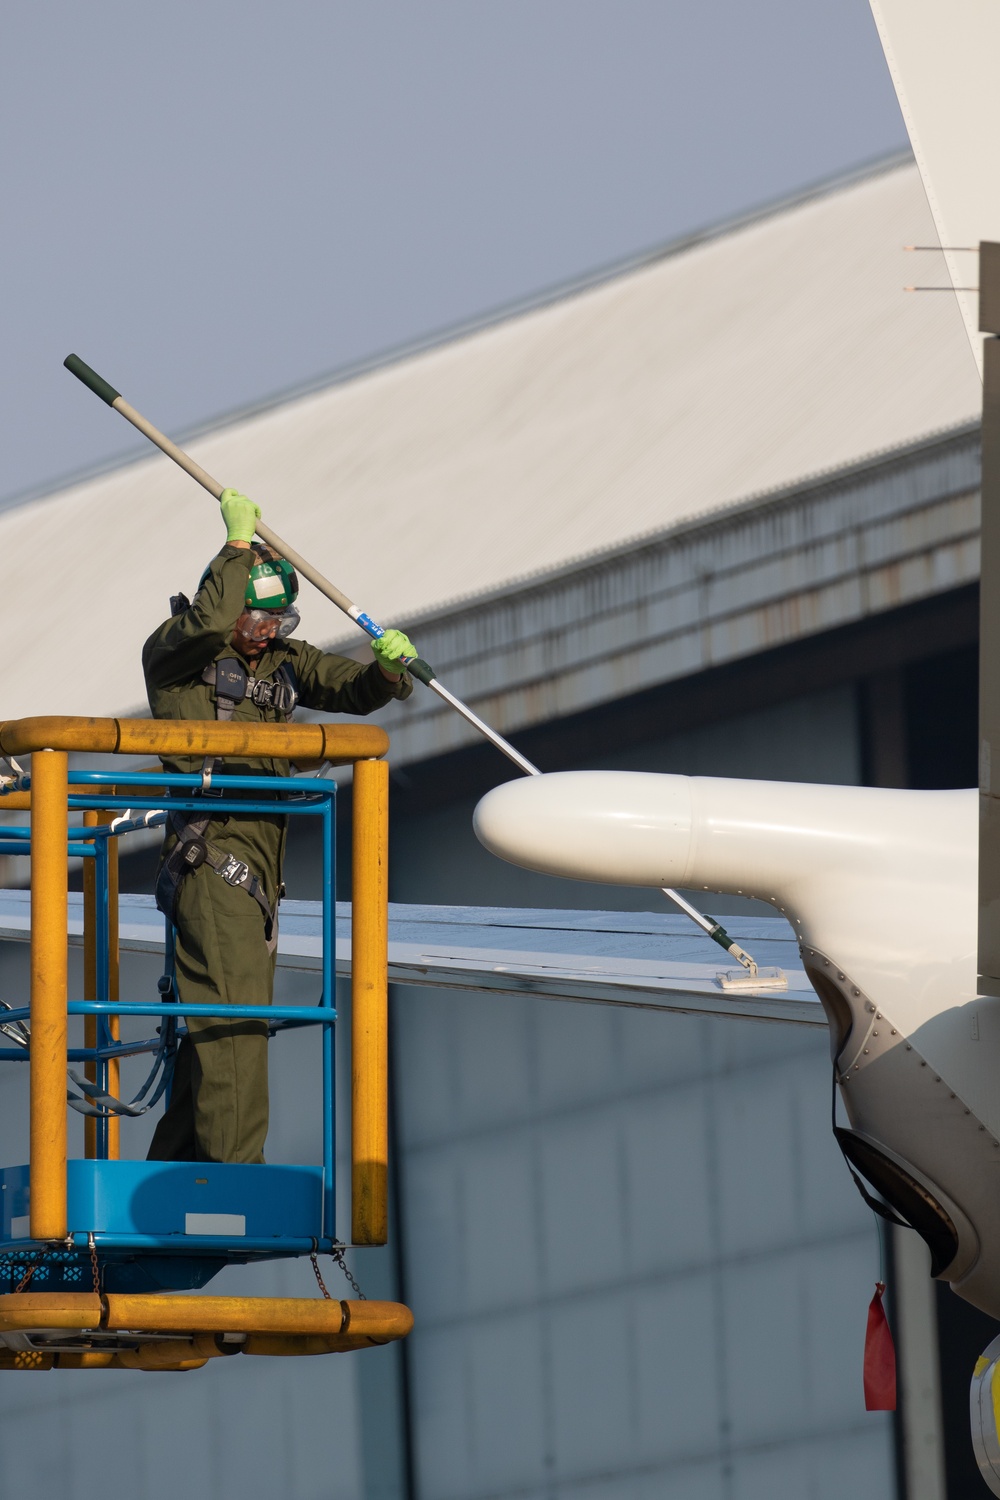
[{"left": 143, "top": 490, "right": 416, "bottom": 1164}]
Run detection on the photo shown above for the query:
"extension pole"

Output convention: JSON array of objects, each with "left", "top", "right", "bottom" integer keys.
[{"left": 63, "top": 354, "right": 757, "bottom": 973}]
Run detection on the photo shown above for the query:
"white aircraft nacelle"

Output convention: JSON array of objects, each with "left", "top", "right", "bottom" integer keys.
[{"left": 473, "top": 770, "right": 1000, "bottom": 1318}]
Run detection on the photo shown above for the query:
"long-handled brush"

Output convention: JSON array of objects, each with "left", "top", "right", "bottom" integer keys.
[{"left": 64, "top": 353, "right": 776, "bottom": 982}]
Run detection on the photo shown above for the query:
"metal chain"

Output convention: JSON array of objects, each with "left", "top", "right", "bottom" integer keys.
[
  {"left": 14, "top": 1248, "right": 45, "bottom": 1294},
  {"left": 87, "top": 1233, "right": 100, "bottom": 1296},
  {"left": 310, "top": 1253, "right": 332, "bottom": 1300},
  {"left": 309, "top": 1247, "right": 367, "bottom": 1300},
  {"left": 331, "top": 1245, "right": 366, "bottom": 1300},
  {"left": 14, "top": 1238, "right": 101, "bottom": 1296}
]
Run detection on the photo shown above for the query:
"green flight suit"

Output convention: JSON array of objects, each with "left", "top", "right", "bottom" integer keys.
[{"left": 143, "top": 543, "right": 411, "bottom": 1163}]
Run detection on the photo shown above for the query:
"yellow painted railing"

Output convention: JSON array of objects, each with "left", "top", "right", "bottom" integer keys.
[
  {"left": 0, "top": 717, "right": 390, "bottom": 1246},
  {"left": 0, "top": 716, "right": 387, "bottom": 763},
  {"left": 352, "top": 758, "right": 389, "bottom": 1245},
  {"left": 29, "top": 750, "right": 68, "bottom": 1240}
]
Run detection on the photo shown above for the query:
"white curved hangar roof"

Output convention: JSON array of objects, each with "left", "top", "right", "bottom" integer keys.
[{"left": 2, "top": 154, "right": 981, "bottom": 722}]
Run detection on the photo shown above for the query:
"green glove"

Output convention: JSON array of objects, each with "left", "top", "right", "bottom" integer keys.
[
  {"left": 220, "top": 488, "right": 261, "bottom": 544},
  {"left": 371, "top": 628, "right": 416, "bottom": 674}
]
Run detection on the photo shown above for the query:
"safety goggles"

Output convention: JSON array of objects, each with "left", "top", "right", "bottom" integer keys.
[{"left": 238, "top": 606, "right": 300, "bottom": 643}]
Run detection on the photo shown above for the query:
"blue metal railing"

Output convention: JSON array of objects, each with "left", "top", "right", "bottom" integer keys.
[{"left": 0, "top": 768, "right": 340, "bottom": 1248}]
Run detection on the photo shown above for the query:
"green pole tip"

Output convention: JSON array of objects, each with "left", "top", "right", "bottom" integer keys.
[
  {"left": 407, "top": 658, "right": 437, "bottom": 686},
  {"left": 707, "top": 920, "right": 734, "bottom": 951},
  {"left": 64, "top": 354, "right": 121, "bottom": 407}
]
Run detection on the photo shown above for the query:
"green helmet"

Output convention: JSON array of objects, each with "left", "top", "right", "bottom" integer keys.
[
  {"left": 195, "top": 543, "right": 299, "bottom": 612},
  {"left": 245, "top": 543, "right": 299, "bottom": 610}
]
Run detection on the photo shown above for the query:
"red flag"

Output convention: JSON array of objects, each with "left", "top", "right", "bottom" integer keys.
[{"left": 864, "top": 1281, "right": 896, "bottom": 1410}]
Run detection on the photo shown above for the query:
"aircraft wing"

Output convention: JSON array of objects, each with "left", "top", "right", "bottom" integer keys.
[{"left": 0, "top": 892, "right": 819, "bottom": 1027}]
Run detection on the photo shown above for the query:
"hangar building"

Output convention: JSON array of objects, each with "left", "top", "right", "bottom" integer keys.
[{"left": 0, "top": 151, "right": 984, "bottom": 1499}]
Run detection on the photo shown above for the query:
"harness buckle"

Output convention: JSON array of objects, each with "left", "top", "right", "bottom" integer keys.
[
  {"left": 248, "top": 678, "right": 297, "bottom": 714},
  {"left": 219, "top": 855, "right": 251, "bottom": 887}
]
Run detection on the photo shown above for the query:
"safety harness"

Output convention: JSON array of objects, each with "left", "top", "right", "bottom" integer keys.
[
  {"left": 202, "top": 658, "right": 299, "bottom": 715},
  {"left": 153, "top": 655, "right": 298, "bottom": 954}
]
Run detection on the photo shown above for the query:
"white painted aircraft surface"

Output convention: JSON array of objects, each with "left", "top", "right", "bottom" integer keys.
[
  {"left": 473, "top": 769, "right": 1000, "bottom": 1487},
  {"left": 869, "top": 0, "right": 1000, "bottom": 376}
]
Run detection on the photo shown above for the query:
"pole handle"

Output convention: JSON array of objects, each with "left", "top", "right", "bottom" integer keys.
[
  {"left": 406, "top": 658, "right": 437, "bottom": 686},
  {"left": 64, "top": 354, "right": 121, "bottom": 407}
]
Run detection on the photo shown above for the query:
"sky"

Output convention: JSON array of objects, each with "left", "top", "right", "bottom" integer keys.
[{"left": 1, "top": 1, "right": 907, "bottom": 510}]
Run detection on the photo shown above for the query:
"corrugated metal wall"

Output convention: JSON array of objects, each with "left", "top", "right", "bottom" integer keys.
[{"left": 394, "top": 993, "right": 893, "bottom": 1500}]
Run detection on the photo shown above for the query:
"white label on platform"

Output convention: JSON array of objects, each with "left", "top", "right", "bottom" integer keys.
[
  {"left": 184, "top": 1213, "right": 246, "bottom": 1236},
  {"left": 10, "top": 1217, "right": 30, "bottom": 1239}
]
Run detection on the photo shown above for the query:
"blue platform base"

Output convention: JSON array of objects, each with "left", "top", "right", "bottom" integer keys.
[{"left": 0, "top": 1161, "right": 326, "bottom": 1293}]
